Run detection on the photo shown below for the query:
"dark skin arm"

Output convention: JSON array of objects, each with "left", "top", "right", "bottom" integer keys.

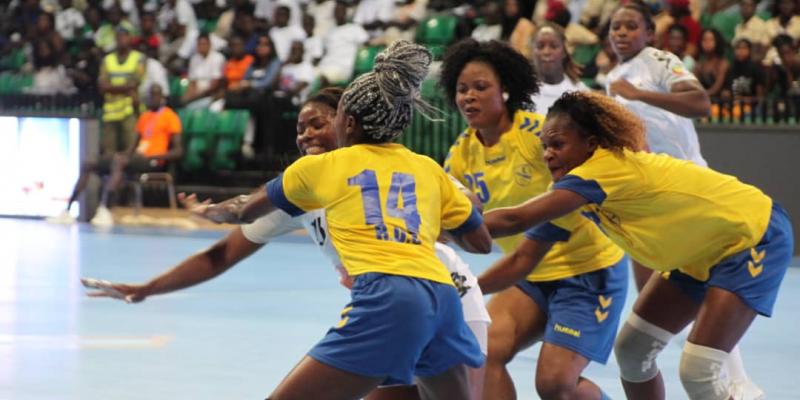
[
  {"left": 609, "top": 78, "right": 711, "bottom": 118},
  {"left": 483, "top": 189, "right": 588, "bottom": 238},
  {"left": 477, "top": 238, "right": 554, "bottom": 294}
]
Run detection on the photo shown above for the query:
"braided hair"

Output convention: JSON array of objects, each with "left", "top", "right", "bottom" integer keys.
[{"left": 341, "top": 40, "right": 432, "bottom": 142}]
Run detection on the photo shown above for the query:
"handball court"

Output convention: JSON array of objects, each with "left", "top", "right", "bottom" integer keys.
[{"left": 2, "top": 217, "right": 798, "bottom": 399}]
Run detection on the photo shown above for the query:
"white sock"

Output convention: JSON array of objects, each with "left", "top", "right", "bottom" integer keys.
[{"left": 725, "top": 345, "right": 749, "bottom": 382}]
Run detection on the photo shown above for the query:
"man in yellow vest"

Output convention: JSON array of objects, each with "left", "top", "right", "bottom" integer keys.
[{"left": 99, "top": 27, "right": 146, "bottom": 156}]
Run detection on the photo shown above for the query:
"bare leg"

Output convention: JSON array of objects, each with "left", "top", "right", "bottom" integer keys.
[
  {"left": 268, "top": 356, "right": 382, "bottom": 400},
  {"left": 365, "top": 385, "right": 420, "bottom": 400},
  {"left": 482, "top": 287, "right": 547, "bottom": 400},
  {"left": 620, "top": 274, "right": 700, "bottom": 400},
  {"left": 535, "top": 343, "right": 598, "bottom": 400},
  {"left": 417, "top": 364, "right": 471, "bottom": 400},
  {"left": 631, "top": 259, "right": 654, "bottom": 292},
  {"left": 67, "top": 161, "right": 99, "bottom": 210},
  {"left": 688, "top": 287, "right": 757, "bottom": 353}
]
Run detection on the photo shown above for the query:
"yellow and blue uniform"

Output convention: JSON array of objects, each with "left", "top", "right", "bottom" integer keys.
[
  {"left": 267, "top": 142, "right": 484, "bottom": 383},
  {"left": 553, "top": 148, "right": 794, "bottom": 316},
  {"left": 445, "top": 110, "right": 627, "bottom": 363}
]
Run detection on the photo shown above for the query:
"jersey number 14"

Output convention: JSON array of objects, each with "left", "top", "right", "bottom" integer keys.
[{"left": 348, "top": 169, "right": 422, "bottom": 245}]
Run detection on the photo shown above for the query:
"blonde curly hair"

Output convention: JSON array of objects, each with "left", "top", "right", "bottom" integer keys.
[{"left": 548, "top": 91, "right": 646, "bottom": 153}]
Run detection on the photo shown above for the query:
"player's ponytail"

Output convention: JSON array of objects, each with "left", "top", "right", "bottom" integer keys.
[
  {"left": 548, "top": 91, "right": 646, "bottom": 153},
  {"left": 341, "top": 40, "right": 433, "bottom": 142}
]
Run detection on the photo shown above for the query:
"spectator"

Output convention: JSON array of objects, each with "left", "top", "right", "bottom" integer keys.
[
  {"left": 276, "top": 40, "right": 314, "bottom": 104},
  {"left": 766, "top": 0, "right": 800, "bottom": 43},
  {"left": 657, "top": 0, "right": 700, "bottom": 57},
  {"left": 182, "top": 33, "right": 225, "bottom": 109},
  {"left": 471, "top": 1, "right": 503, "bottom": 42},
  {"left": 353, "top": 0, "right": 395, "bottom": 38},
  {"left": 306, "top": 0, "right": 336, "bottom": 38},
  {"left": 378, "top": 0, "right": 427, "bottom": 45},
  {"left": 268, "top": 5, "right": 306, "bottom": 61},
  {"left": 49, "top": 84, "right": 183, "bottom": 226},
  {"left": 138, "top": 43, "right": 170, "bottom": 101},
  {"left": 80, "top": 6, "right": 103, "bottom": 42},
  {"left": 734, "top": 0, "right": 770, "bottom": 60},
  {"left": 503, "top": 0, "right": 537, "bottom": 58},
  {"left": 579, "top": 0, "right": 620, "bottom": 34},
  {"left": 694, "top": 28, "right": 729, "bottom": 99},
  {"left": 55, "top": 0, "right": 85, "bottom": 42},
  {"left": 101, "top": 0, "right": 140, "bottom": 26},
  {"left": 158, "top": 0, "right": 197, "bottom": 32},
  {"left": 28, "top": 39, "right": 75, "bottom": 95},
  {"left": 66, "top": 38, "right": 102, "bottom": 105},
  {"left": 132, "top": 12, "right": 163, "bottom": 52},
  {"left": 722, "top": 38, "right": 765, "bottom": 120},
  {"left": 222, "top": 36, "right": 255, "bottom": 91},
  {"left": 33, "top": 12, "right": 65, "bottom": 59},
  {"left": 666, "top": 23, "right": 696, "bottom": 72},
  {"left": 315, "top": 1, "right": 369, "bottom": 86},
  {"left": 233, "top": 9, "right": 260, "bottom": 54},
  {"left": 254, "top": 0, "right": 302, "bottom": 27},
  {"left": 95, "top": 5, "right": 137, "bottom": 53},
  {"left": 10, "top": 0, "right": 42, "bottom": 40},
  {"left": 302, "top": 14, "right": 324, "bottom": 65},
  {"left": 237, "top": 34, "right": 282, "bottom": 157},
  {"left": 98, "top": 27, "right": 146, "bottom": 155},
  {"left": 768, "top": 34, "right": 800, "bottom": 120},
  {"left": 545, "top": 0, "right": 598, "bottom": 54},
  {"left": 214, "top": 0, "right": 249, "bottom": 40}
]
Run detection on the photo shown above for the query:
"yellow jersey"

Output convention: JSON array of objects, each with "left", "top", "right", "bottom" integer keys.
[
  {"left": 445, "top": 110, "right": 623, "bottom": 281},
  {"left": 552, "top": 148, "right": 773, "bottom": 281},
  {"left": 268, "top": 143, "right": 481, "bottom": 285}
]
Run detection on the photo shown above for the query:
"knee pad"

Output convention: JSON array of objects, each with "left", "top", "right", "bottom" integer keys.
[
  {"left": 614, "top": 313, "right": 674, "bottom": 383},
  {"left": 679, "top": 342, "right": 730, "bottom": 400}
]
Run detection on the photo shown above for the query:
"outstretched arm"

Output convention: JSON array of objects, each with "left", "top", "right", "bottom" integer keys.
[
  {"left": 183, "top": 188, "right": 276, "bottom": 225},
  {"left": 484, "top": 189, "right": 587, "bottom": 238},
  {"left": 83, "top": 227, "right": 264, "bottom": 303},
  {"left": 609, "top": 78, "right": 711, "bottom": 118},
  {"left": 477, "top": 238, "right": 554, "bottom": 294}
]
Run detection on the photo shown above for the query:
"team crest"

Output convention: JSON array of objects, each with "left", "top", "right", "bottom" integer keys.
[
  {"left": 671, "top": 65, "right": 687, "bottom": 76},
  {"left": 514, "top": 164, "right": 533, "bottom": 186}
]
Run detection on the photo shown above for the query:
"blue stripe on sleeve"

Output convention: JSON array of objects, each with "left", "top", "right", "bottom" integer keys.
[
  {"left": 448, "top": 206, "right": 484, "bottom": 237},
  {"left": 266, "top": 174, "right": 305, "bottom": 217},
  {"left": 524, "top": 222, "right": 571, "bottom": 242},
  {"left": 552, "top": 175, "right": 607, "bottom": 204}
]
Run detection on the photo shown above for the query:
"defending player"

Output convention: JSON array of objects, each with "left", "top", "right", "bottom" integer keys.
[
  {"left": 484, "top": 90, "right": 793, "bottom": 400},
  {"left": 440, "top": 38, "right": 626, "bottom": 400}
]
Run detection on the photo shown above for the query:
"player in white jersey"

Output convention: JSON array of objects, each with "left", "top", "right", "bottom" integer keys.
[
  {"left": 606, "top": 3, "right": 709, "bottom": 168},
  {"left": 82, "top": 87, "right": 490, "bottom": 400},
  {"left": 605, "top": 4, "right": 763, "bottom": 399}
]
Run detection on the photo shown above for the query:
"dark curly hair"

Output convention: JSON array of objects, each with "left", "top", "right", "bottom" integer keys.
[
  {"left": 439, "top": 38, "right": 540, "bottom": 115},
  {"left": 700, "top": 28, "right": 727, "bottom": 58},
  {"left": 548, "top": 91, "right": 646, "bottom": 153}
]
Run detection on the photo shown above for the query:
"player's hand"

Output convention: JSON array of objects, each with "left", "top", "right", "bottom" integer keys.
[
  {"left": 81, "top": 278, "right": 149, "bottom": 303},
  {"left": 609, "top": 78, "right": 641, "bottom": 100},
  {"left": 180, "top": 193, "right": 250, "bottom": 224},
  {"left": 178, "top": 192, "right": 221, "bottom": 221}
]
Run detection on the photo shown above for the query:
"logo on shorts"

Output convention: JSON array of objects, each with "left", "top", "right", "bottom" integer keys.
[
  {"left": 450, "top": 272, "right": 471, "bottom": 298},
  {"left": 335, "top": 306, "right": 353, "bottom": 328},
  {"left": 595, "top": 295, "right": 612, "bottom": 323},
  {"left": 747, "top": 248, "right": 766, "bottom": 278},
  {"left": 554, "top": 323, "right": 581, "bottom": 338}
]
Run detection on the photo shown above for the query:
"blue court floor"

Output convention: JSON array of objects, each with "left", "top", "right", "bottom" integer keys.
[{"left": 1, "top": 218, "right": 798, "bottom": 400}]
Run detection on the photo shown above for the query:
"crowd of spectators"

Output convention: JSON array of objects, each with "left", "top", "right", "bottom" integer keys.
[{"left": 0, "top": 0, "right": 798, "bottom": 153}]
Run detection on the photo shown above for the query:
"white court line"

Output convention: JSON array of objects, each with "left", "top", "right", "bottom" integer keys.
[{"left": 0, "top": 334, "right": 173, "bottom": 349}]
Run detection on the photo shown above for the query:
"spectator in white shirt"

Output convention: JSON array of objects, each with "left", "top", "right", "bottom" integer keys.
[
  {"left": 302, "top": 14, "right": 324, "bottom": 65},
  {"left": 316, "top": 1, "right": 369, "bottom": 85},
  {"left": 182, "top": 33, "right": 225, "bottom": 109},
  {"left": 277, "top": 40, "right": 315, "bottom": 104},
  {"left": 353, "top": 0, "right": 396, "bottom": 38},
  {"left": 268, "top": 5, "right": 307, "bottom": 61},
  {"left": 138, "top": 43, "right": 170, "bottom": 100},
  {"left": 158, "top": 0, "right": 197, "bottom": 33},
  {"left": 55, "top": 0, "right": 84, "bottom": 41}
]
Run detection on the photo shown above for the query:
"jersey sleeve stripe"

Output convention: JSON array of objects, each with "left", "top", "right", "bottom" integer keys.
[
  {"left": 447, "top": 206, "right": 484, "bottom": 236},
  {"left": 524, "top": 222, "right": 572, "bottom": 242},
  {"left": 266, "top": 175, "right": 305, "bottom": 217},
  {"left": 552, "top": 175, "right": 608, "bottom": 205}
]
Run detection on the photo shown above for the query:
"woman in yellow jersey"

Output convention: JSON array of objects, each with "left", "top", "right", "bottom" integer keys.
[
  {"left": 484, "top": 91, "right": 794, "bottom": 400},
  {"left": 440, "top": 38, "right": 627, "bottom": 400},
  {"left": 190, "top": 41, "right": 492, "bottom": 400}
]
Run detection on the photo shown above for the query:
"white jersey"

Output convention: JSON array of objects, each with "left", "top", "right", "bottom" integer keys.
[
  {"left": 606, "top": 47, "right": 707, "bottom": 166},
  {"left": 531, "top": 76, "right": 589, "bottom": 115},
  {"left": 240, "top": 210, "right": 491, "bottom": 323}
]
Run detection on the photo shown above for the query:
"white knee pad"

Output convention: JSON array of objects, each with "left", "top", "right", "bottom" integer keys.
[
  {"left": 679, "top": 342, "right": 731, "bottom": 400},
  {"left": 614, "top": 313, "right": 674, "bottom": 383}
]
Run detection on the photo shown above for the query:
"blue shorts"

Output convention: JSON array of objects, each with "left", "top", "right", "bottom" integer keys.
[
  {"left": 515, "top": 255, "right": 629, "bottom": 363},
  {"left": 308, "top": 273, "right": 485, "bottom": 386},
  {"left": 667, "top": 203, "right": 794, "bottom": 317}
]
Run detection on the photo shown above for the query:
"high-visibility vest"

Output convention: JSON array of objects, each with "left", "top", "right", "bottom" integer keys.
[{"left": 102, "top": 50, "right": 143, "bottom": 122}]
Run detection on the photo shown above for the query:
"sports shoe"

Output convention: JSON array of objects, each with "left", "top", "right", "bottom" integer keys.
[
  {"left": 90, "top": 206, "right": 114, "bottom": 227},
  {"left": 46, "top": 210, "right": 76, "bottom": 224},
  {"left": 730, "top": 379, "right": 766, "bottom": 400}
]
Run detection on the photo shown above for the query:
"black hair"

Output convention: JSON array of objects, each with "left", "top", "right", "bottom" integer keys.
[
  {"left": 667, "top": 23, "right": 688, "bottom": 39},
  {"left": 618, "top": 1, "right": 656, "bottom": 32},
  {"left": 700, "top": 28, "right": 727, "bottom": 58},
  {"left": 305, "top": 87, "right": 344, "bottom": 110},
  {"left": 439, "top": 38, "right": 539, "bottom": 114}
]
